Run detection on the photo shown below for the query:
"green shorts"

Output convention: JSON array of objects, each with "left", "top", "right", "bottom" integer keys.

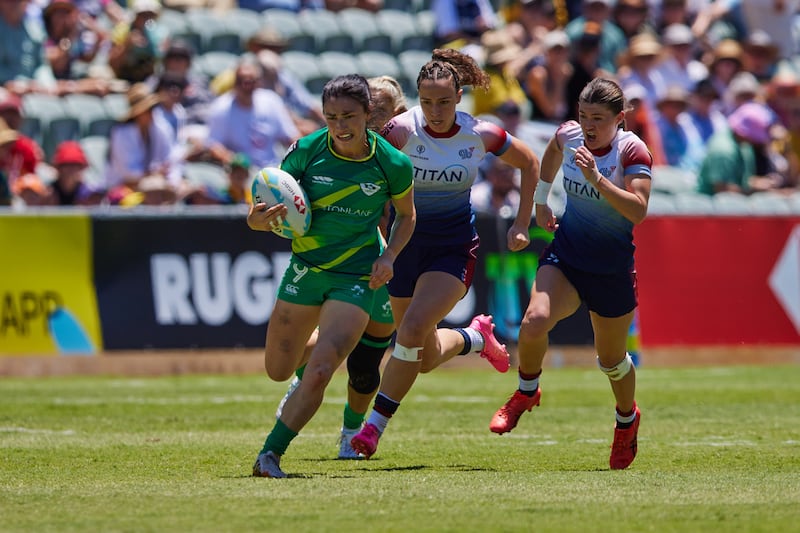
[
  {"left": 278, "top": 256, "right": 392, "bottom": 321},
  {"left": 370, "top": 284, "right": 393, "bottom": 324}
]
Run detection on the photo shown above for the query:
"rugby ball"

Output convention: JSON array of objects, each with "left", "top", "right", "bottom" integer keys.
[{"left": 251, "top": 167, "right": 312, "bottom": 239}]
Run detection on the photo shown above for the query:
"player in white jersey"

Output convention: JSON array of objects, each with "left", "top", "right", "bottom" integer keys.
[
  {"left": 490, "top": 77, "right": 653, "bottom": 470},
  {"left": 351, "top": 48, "right": 542, "bottom": 459}
]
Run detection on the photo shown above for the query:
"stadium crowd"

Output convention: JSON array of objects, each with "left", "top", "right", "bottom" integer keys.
[{"left": 1, "top": 0, "right": 800, "bottom": 209}]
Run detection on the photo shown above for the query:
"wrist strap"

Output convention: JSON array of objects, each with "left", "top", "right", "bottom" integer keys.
[{"left": 533, "top": 180, "right": 552, "bottom": 205}]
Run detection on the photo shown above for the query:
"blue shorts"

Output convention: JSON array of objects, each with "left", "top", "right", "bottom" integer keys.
[
  {"left": 538, "top": 245, "right": 637, "bottom": 318},
  {"left": 388, "top": 234, "right": 479, "bottom": 298}
]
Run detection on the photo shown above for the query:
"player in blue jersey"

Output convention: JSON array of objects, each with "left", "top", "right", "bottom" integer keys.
[
  {"left": 350, "top": 48, "right": 542, "bottom": 459},
  {"left": 248, "top": 74, "right": 416, "bottom": 478},
  {"left": 490, "top": 77, "right": 653, "bottom": 470}
]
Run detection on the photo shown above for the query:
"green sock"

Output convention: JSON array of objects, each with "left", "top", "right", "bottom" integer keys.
[
  {"left": 342, "top": 402, "right": 365, "bottom": 430},
  {"left": 296, "top": 364, "right": 306, "bottom": 380},
  {"left": 260, "top": 419, "right": 298, "bottom": 456}
]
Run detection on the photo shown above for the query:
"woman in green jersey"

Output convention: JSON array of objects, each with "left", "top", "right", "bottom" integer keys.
[{"left": 246, "top": 74, "right": 416, "bottom": 478}]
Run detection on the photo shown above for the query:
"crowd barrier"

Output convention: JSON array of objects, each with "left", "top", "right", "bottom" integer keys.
[{"left": 1, "top": 209, "right": 798, "bottom": 356}]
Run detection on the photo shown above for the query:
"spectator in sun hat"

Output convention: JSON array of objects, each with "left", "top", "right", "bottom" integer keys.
[
  {"left": 741, "top": 30, "right": 782, "bottom": 83},
  {"left": 697, "top": 101, "right": 786, "bottom": 195},
  {"left": 0, "top": 88, "right": 44, "bottom": 182},
  {"left": 0, "top": 118, "right": 21, "bottom": 206},
  {"left": 687, "top": 77, "right": 728, "bottom": 144},
  {"left": 473, "top": 29, "right": 527, "bottom": 116},
  {"left": 617, "top": 33, "right": 670, "bottom": 109},
  {"left": 704, "top": 39, "right": 744, "bottom": 102},
  {"left": 655, "top": 22, "right": 708, "bottom": 93},
  {"left": 655, "top": 85, "right": 707, "bottom": 172},
  {"left": 723, "top": 71, "right": 764, "bottom": 115},
  {"left": 623, "top": 83, "right": 667, "bottom": 166},
  {"left": 49, "top": 140, "right": 104, "bottom": 205},
  {"left": 105, "top": 82, "right": 182, "bottom": 202}
]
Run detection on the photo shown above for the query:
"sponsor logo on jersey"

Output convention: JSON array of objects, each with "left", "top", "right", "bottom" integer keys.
[
  {"left": 416, "top": 145, "right": 426, "bottom": 155},
  {"left": 324, "top": 205, "right": 372, "bottom": 217},
  {"left": 311, "top": 175, "right": 334, "bottom": 185},
  {"left": 285, "top": 284, "right": 299, "bottom": 296},
  {"left": 412, "top": 163, "right": 468, "bottom": 182},
  {"left": 360, "top": 183, "right": 380, "bottom": 196},
  {"left": 563, "top": 175, "right": 602, "bottom": 199}
]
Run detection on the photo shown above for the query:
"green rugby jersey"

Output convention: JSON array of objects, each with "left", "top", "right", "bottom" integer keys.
[{"left": 280, "top": 128, "right": 413, "bottom": 277}]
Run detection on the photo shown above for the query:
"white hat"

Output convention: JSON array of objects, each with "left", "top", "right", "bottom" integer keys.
[
  {"left": 131, "top": 0, "right": 161, "bottom": 15},
  {"left": 543, "top": 30, "right": 570, "bottom": 50},
  {"left": 662, "top": 23, "right": 693, "bottom": 46}
]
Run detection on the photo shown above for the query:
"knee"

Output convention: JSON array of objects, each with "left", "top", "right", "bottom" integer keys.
[
  {"left": 419, "top": 356, "right": 436, "bottom": 374},
  {"left": 302, "top": 362, "right": 336, "bottom": 391},
  {"left": 397, "top": 316, "right": 429, "bottom": 345},
  {"left": 519, "top": 305, "right": 553, "bottom": 343},
  {"left": 265, "top": 365, "right": 295, "bottom": 382}
]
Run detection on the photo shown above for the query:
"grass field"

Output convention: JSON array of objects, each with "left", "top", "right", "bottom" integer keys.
[{"left": 1, "top": 365, "right": 799, "bottom": 532}]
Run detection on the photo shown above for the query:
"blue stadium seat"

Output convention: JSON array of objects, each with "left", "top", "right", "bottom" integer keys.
[
  {"left": 281, "top": 51, "right": 322, "bottom": 84},
  {"left": 103, "top": 93, "right": 129, "bottom": 122},
  {"left": 748, "top": 192, "right": 792, "bottom": 215},
  {"left": 79, "top": 135, "right": 109, "bottom": 183},
  {"left": 647, "top": 192, "right": 678, "bottom": 215},
  {"left": 337, "top": 8, "right": 388, "bottom": 53},
  {"left": 356, "top": 51, "right": 401, "bottom": 80},
  {"left": 789, "top": 191, "right": 800, "bottom": 214},
  {"left": 262, "top": 10, "right": 313, "bottom": 52},
  {"left": 673, "top": 192, "right": 715, "bottom": 214},
  {"left": 63, "top": 93, "right": 112, "bottom": 138},
  {"left": 185, "top": 162, "right": 228, "bottom": 190},
  {"left": 316, "top": 51, "right": 359, "bottom": 79},
  {"left": 298, "top": 9, "right": 342, "bottom": 54},
  {"left": 712, "top": 191, "right": 753, "bottom": 215},
  {"left": 376, "top": 10, "right": 419, "bottom": 55},
  {"left": 651, "top": 165, "right": 697, "bottom": 195},
  {"left": 196, "top": 51, "right": 240, "bottom": 79},
  {"left": 44, "top": 116, "right": 81, "bottom": 162},
  {"left": 398, "top": 49, "right": 431, "bottom": 82}
]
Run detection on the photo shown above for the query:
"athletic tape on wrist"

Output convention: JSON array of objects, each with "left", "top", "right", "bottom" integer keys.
[
  {"left": 392, "top": 344, "right": 422, "bottom": 362},
  {"left": 533, "top": 181, "right": 552, "bottom": 205}
]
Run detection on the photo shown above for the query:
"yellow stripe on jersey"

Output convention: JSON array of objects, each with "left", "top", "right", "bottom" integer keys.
[{"left": 311, "top": 184, "right": 363, "bottom": 207}]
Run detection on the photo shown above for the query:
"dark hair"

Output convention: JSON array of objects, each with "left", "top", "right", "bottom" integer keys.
[
  {"left": 417, "top": 48, "right": 491, "bottom": 93},
  {"left": 579, "top": 77, "right": 626, "bottom": 116},
  {"left": 157, "top": 71, "right": 188, "bottom": 91},
  {"left": 322, "top": 74, "right": 371, "bottom": 112}
]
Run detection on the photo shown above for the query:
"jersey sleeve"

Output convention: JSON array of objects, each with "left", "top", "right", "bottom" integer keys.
[
  {"left": 475, "top": 119, "right": 510, "bottom": 155},
  {"left": 278, "top": 138, "right": 308, "bottom": 182},
  {"left": 388, "top": 151, "right": 413, "bottom": 200},
  {"left": 380, "top": 112, "right": 414, "bottom": 151},
  {"left": 620, "top": 136, "right": 654, "bottom": 178}
]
